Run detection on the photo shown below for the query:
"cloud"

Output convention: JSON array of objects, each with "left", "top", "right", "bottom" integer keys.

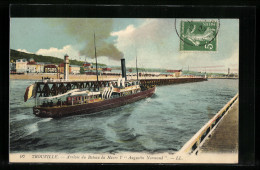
[
  {"left": 17, "top": 49, "right": 32, "bottom": 54},
  {"left": 111, "top": 19, "right": 185, "bottom": 68},
  {"left": 35, "top": 45, "right": 122, "bottom": 66},
  {"left": 112, "top": 19, "right": 239, "bottom": 73},
  {"left": 36, "top": 45, "right": 81, "bottom": 60},
  {"left": 111, "top": 19, "right": 174, "bottom": 67},
  {"left": 111, "top": 24, "right": 136, "bottom": 48},
  {"left": 112, "top": 20, "right": 175, "bottom": 49}
]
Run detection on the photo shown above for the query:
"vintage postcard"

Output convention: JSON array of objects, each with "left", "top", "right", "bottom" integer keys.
[{"left": 9, "top": 18, "right": 239, "bottom": 163}]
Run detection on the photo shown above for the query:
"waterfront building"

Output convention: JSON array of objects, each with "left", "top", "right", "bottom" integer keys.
[
  {"left": 44, "top": 64, "right": 57, "bottom": 73},
  {"left": 83, "top": 62, "right": 92, "bottom": 68},
  {"left": 58, "top": 63, "right": 72, "bottom": 74},
  {"left": 101, "top": 67, "right": 112, "bottom": 75},
  {"left": 70, "top": 65, "right": 80, "bottom": 74},
  {"left": 28, "top": 58, "right": 34, "bottom": 62},
  {"left": 27, "top": 59, "right": 37, "bottom": 73},
  {"left": 166, "top": 70, "right": 182, "bottom": 77},
  {"left": 36, "top": 62, "right": 45, "bottom": 73},
  {"left": 10, "top": 60, "right": 16, "bottom": 73},
  {"left": 16, "top": 59, "right": 27, "bottom": 73},
  {"left": 102, "top": 68, "right": 112, "bottom": 72},
  {"left": 139, "top": 72, "right": 161, "bottom": 77}
]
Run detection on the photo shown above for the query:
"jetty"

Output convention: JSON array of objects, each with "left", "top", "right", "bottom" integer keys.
[
  {"left": 179, "top": 93, "right": 239, "bottom": 155},
  {"left": 32, "top": 76, "right": 207, "bottom": 97}
]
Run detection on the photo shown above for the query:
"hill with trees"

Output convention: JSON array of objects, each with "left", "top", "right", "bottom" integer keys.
[{"left": 10, "top": 49, "right": 106, "bottom": 67}]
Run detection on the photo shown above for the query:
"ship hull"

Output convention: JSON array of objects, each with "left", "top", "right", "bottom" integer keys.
[{"left": 33, "top": 86, "right": 155, "bottom": 118}]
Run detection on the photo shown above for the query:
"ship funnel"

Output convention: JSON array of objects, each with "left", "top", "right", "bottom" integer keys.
[{"left": 121, "top": 58, "right": 127, "bottom": 81}]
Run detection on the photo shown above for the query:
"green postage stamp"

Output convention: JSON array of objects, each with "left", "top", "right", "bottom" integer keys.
[{"left": 180, "top": 20, "right": 219, "bottom": 51}]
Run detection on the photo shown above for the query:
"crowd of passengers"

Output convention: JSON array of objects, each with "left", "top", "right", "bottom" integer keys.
[
  {"left": 42, "top": 99, "right": 66, "bottom": 107},
  {"left": 41, "top": 81, "right": 140, "bottom": 107},
  {"left": 112, "top": 81, "right": 139, "bottom": 88}
]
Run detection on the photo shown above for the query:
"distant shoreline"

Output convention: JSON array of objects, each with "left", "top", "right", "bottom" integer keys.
[
  {"left": 10, "top": 73, "right": 237, "bottom": 81},
  {"left": 208, "top": 77, "right": 238, "bottom": 79},
  {"left": 10, "top": 73, "right": 120, "bottom": 81}
]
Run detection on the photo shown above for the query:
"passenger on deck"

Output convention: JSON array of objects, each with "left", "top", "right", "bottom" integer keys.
[
  {"left": 57, "top": 100, "right": 61, "bottom": 106},
  {"left": 50, "top": 100, "right": 53, "bottom": 107}
]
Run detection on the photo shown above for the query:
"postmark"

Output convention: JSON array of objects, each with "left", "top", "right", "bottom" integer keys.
[{"left": 175, "top": 19, "right": 220, "bottom": 52}]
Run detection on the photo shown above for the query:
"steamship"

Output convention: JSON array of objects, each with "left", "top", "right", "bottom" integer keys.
[
  {"left": 31, "top": 58, "right": 155, "bottom": 118},
  {"left": 25, "top": 34, "right": 155, "bottom": 118}
]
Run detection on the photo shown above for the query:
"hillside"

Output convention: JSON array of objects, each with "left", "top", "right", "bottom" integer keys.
[{"left": 10, "top": 49, "right": 106, "bottom": 67}]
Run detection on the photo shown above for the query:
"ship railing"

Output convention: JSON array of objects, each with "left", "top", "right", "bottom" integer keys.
[{"left": 178, "top": 93, "right": 238, "bottom": 155}]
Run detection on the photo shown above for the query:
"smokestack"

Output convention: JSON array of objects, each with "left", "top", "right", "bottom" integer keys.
[
  {"left": 64, "top": 54, "right": 69, "bottom": 80},
  {"left": 121, "top": 58, "right": 127, "bottom": 81}
]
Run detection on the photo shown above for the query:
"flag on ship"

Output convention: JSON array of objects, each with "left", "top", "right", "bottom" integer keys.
[{"left": 24, "top": 83, "right": 36, "bottom": 102}]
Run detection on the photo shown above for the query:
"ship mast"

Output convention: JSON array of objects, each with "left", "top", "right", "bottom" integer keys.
[
  {"left": 94, "top": 33, "right": 99, "bottom": 90},
  {"left": 136, "top": 50, "right": 139, "bottom": 81}
]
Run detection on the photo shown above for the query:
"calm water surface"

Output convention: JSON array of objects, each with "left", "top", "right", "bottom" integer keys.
[{"left": 10, "top": 79, "right": 238, "bottom": 153}]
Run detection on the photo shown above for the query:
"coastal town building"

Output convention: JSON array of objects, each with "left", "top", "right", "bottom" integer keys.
[
  {"left": 44, "top": 64, "right": 57, "bottom": 73},
  {"left": 166, "top": 70, "right": 182, "bottom": 77},
  {"left": 58, "top": 63, "right": 72, "bottom": 74},
  {"left": 138, "top": 72, "right": 161, "bottom": 77},
  {"left": 83, "top": 62, "right": 94, "bottom": 73},
  {"left": 27, "top": 64, "right": 36, "bottom": 73},
  {"left": 83, "top": 62, "right": 92, "bottom": 69},
  {"left": 70, "top": 65, "right": 80, "bottom": 74},
  {"left": 101, "top": 67, "right": 112, "bottom": 75},
  {"left": 10, "top": 60, "right": 16, "bottom": 73},
  {"left": 36, "top": 62, "right": 45, "bottom": 73},
  {"left": 102, "top": 68, "right": 112, "bottom": 72},
  {"left": 27, "top": 58, "right": 37, "bottom": 73},
  {"left": 16, "top": 59, "right": 27, "bottom": 73}
]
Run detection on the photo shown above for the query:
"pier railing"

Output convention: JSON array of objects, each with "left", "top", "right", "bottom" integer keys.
[
  {"left": 179, "top": 93, "right": 239, "bottom": 154},
  {"left": 37, "top": 76, "right": 206, "bottom": 83},
  {"left": 33, "top": 76, "right": 207, "bottom": 97}
]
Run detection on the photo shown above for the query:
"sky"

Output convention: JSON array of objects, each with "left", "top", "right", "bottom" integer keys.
[{"left": 10, "top": 18, "right": 239, "bottom": 73}]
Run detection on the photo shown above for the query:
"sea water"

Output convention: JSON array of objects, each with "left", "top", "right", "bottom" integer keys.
[{"left": 9, "top": 79, "right": 238, "bottom": 153}]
